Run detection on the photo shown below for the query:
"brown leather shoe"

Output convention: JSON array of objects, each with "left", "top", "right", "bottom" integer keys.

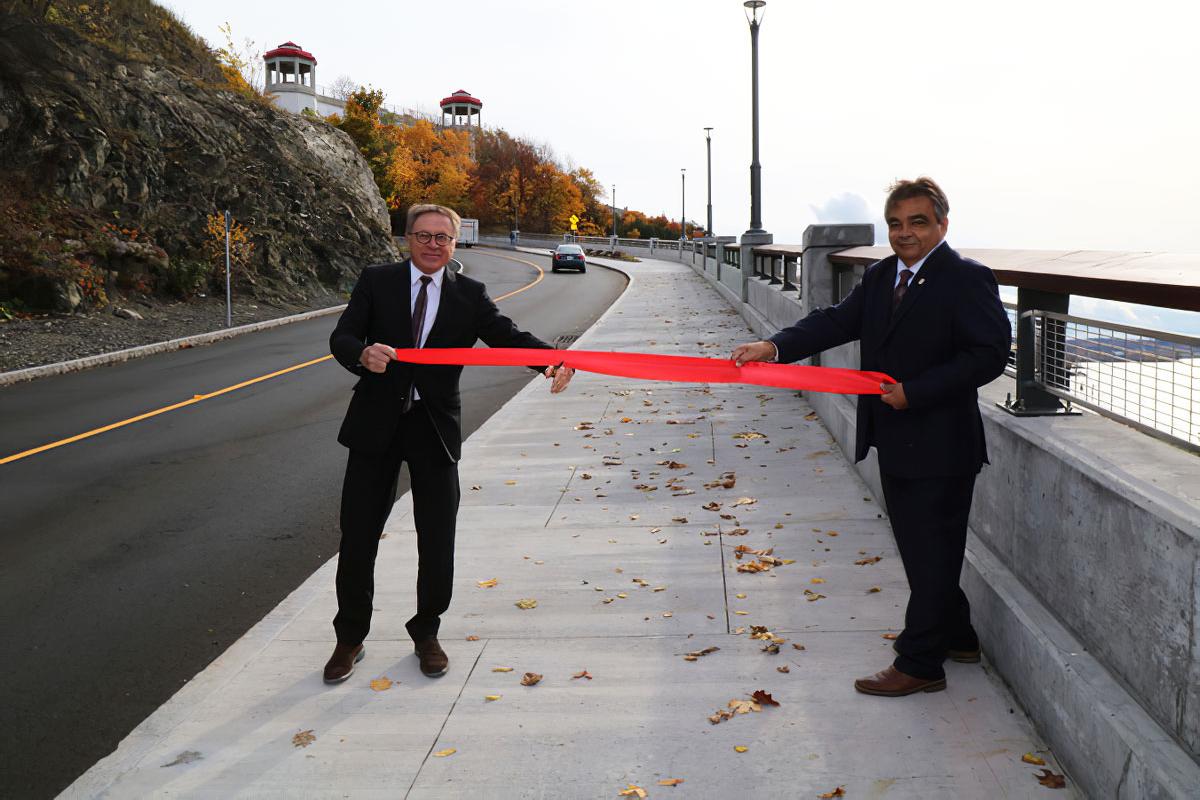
[
  {"left": 893, "top": 641, "right": 982, "bottom": 664},
  {"left": 947, "top": 647, "right": 981, "bottom": 663},
  {"left": 414, "top": 638, "right": 448, "bottom": 677},
  {"left": 854, "top": 665, "right": 946, "bottom": 696},
  {"left": 323, "top": 643, "right": 365, "bottom": 684}
]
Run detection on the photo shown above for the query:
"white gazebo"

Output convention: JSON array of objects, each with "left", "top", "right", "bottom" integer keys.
[
  {"left": 439, "top": 89, "right": 482, "bottom": 131},
  {"left": 264, "top": 41, "right": 321, "bottom": 114}
]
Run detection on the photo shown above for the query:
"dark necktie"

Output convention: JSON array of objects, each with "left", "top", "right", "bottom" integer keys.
[
  {"left": 403, "top": 275, "right": 432, "bottom": 414},
  {"left": 892, "top": 269, "right": 914, "bottom": 312},
  {"left": 411, "top": 275, "right": 432, "bottom": 347}
]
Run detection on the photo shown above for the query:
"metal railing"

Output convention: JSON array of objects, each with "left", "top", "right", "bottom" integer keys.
[
  {"left": 723, "top": 247, "right": 740, "bottom": 268},
  {"left": 1025, "top": 310, "right": 1198, "bottom": 450},
  {"left": 751, "top": 249, "right": 800, "bottom": 292}
]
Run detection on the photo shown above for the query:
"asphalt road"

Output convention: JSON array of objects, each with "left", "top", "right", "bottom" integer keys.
[{"left": 0, "top": 247, "right": 626, "bottom": 799}]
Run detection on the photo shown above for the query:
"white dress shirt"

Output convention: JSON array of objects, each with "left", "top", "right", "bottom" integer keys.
[
  {"left": 409, "top": 262, "right": 445, "bottom": 400},
  {"left": 894, "top": 239, "right": 945, "bottom": 287}
]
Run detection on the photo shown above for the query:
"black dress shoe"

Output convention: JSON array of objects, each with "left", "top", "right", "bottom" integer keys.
[
  {"left": 414, "top": 638, "right": 448, "bottom": 677},
  {"left": 323, "top": 643, "right": 365, "bottom": 684}
]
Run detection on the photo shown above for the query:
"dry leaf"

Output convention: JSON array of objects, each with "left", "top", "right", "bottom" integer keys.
[
  {"left": 572, "top": 670, "right": 593, "bottom": 680},
  {"left": 868, "top": 586, "right": 881, "bottom": 593},
  {"left": 732, "top": 497, "right": 758, "bottom": 507},
  {"left": 792, "top": 643, "right": 806, "bottom": 651},
  {"left": 492, "top": 666, "right": 514, "bottom": 672},
  {"left": 810, "top": 578, "right": 826, "bottom": 584},
  {"left": 652, "top": 586, "right": 666, "bottom": 592},
  {"left": 1022, "top": 753, "right": 1047, "bottom": 766},
  {"left": 520, "top": 672, "right": 543, "bottom": 686},
  {"left": 672, "top": 516, "right": 688, "bottom": 523},
  {"left": 292, "top": 730, "right": 316, "bottom": 748},
  {"left": 369, "top": 677, "right": 393, "bottom": 692},
  {"left": 803, "top": 589, "right": 826, "bottom": 602},
  {"left": 684, "top": 646, "right": 720, "bottom": 659},
  {"left": 465, "top": 635, "right": 480, "bottom": 641},
  {"left": 433, "top": 748, "right": 456, "bottom": 758},
  {"left": 514, "top": 598, "right": 538, "bottom": 609},
  {"left": 727, "top": 527, "right": 749, "bottom": 536},
  {"left": 751, "top": 690, "right": 780, "bottom": 706},
  {"left": 1034, "top": 769, "right": 1066, "bottom": 788},
  {"left": 761, "top": 643, "right": 780, "bottom": 654},
  {"left": 855, "top": 556, "right": 883, "bottom": 566},
  {"left": 734, "top": 745, "right": 749, "bottom": 753},
  {"left": 662, "top": 611, "right": 673, "bottom": 618},
  {"left": 735, "top": 593, "right": 747, "bottom": 599},
  {"left": 504, "top": 480, "right": 517, "bottom": 486},
  {"left": 732, "top": 431, "right": 766, "bottom": 440},
  {"left": 658, "top": 778, "right": 685, "bottom": 786},
  {"left": 476, "top": 578, "right": 498, "bottom": 588},
  {"left": 734, "top": 610, "right": 749, "bottom": 616},
  {"left": 484, "top": 695, "right": 501, "bottom": 701},
  {"left": 777, "top": 665, "right": 790, "bottom": 673},
  {"left": 881, "top": 633, "right": 898, "bottom": 640},
  {"left": 817, "top": 788, "right": 845, "bottom": 798},
  {"left": 618, "top": 786, "right": 648, "bottom": 799},
  {"left": 702, "top": 502, "right": 723, "bottom": 511}
]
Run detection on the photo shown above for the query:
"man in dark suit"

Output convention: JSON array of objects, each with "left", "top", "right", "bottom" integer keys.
[
  {"left": 324, "top": 203, "right": 574, "bottom": 682},
  {"left": 732, "top": 177, "right": 1010, "bottom": 696}
]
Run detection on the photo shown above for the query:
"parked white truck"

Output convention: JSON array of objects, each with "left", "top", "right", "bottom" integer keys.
[{"left": 458, "top": 218, "right": 479, "bottom": 247}]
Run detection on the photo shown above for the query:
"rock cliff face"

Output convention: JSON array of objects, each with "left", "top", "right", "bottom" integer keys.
[{"left": 0, "top": 6, "right": 397, "bottom": 312}]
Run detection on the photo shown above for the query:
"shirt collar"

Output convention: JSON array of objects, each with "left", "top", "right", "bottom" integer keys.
[{"left": 409, "top": 261, "right": 446, "bottom": 289}]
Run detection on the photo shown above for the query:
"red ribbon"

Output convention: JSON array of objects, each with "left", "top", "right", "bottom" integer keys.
[{"left": 393, "top": 348, "right": 894, "bottom": 395}]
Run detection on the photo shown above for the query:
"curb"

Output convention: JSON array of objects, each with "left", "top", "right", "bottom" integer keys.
[{"left": 0, "top": 305, "right": 347, "bottom": 388}]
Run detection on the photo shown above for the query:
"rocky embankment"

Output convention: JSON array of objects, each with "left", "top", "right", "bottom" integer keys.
[{"left": 0, "top": 5, "right": 397, "bottom": 320}]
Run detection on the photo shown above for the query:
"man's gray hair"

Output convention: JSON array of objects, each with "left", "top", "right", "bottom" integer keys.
[
  {"left": 884, "top": 177, "right": 950, "bottom": 223},
  {"left": 406, "top": 204, "right": 462, "bottom": 238}
]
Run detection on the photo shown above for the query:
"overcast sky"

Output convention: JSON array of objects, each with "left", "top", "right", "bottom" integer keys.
[{"left": 162, "top": 0, "right": 1198, "bottom": 330}]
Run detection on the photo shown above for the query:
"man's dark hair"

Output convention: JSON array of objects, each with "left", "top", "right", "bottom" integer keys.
[{"left": 884, "top": 177, "right": 949, "bottom": 223}]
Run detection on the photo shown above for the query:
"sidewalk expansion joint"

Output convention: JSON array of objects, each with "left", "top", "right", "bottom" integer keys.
[
  {"left": 544, "top": 465, "right": 577, "bottom": 528},
  {"left": 405, "top": 641, "right": 487, "bottom": 800}
]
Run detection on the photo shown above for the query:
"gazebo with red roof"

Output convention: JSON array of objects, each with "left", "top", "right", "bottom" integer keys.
[
  {"left": 264, "top": 42, "right": 319, "bottom": 114},
  {"left": 440, "top": 90, "right": 482, "bottom": 131}
]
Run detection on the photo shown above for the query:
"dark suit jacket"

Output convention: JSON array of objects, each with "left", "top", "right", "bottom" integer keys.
[
  {"left": 330, "top": 260, "right": 553, "bottom": 462},
  {"left": 770, "top": 243, "right": 1010, "bottom": 479}
]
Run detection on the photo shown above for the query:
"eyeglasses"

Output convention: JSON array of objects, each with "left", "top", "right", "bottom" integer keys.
[{"left": 410, "top": 231, "right": 455, "bottom": 246}]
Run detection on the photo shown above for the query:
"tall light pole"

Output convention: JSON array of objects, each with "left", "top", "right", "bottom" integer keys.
[
  {"left": 612, "top": 184, "right": 617, "bottom": 238},
  {"left": 743, "top": 0, "right": 768, "bottom": 237},
  {"left": 704, "top": 127, "right": 713, "bottom": 237},
  {"left": 680, "top": 168, "right": 687, "bottom": 241}
]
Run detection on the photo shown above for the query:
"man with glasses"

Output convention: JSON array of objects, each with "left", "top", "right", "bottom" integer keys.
[{"left": 325, "top": 203, "right": 574, "bottom": 682}]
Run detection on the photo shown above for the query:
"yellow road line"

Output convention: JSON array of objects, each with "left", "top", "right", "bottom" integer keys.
[{"left": 1, "top": 254, "right": 544, "bottom": 466}]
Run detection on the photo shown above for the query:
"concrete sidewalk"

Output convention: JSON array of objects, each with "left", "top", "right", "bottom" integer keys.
[{"left": 67, "top": 255, "right": 1075, "bottom": 798}]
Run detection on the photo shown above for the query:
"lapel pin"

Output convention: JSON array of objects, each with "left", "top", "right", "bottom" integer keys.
[{"left": 917, "top": 278, "right": 926, "bottom": 285}]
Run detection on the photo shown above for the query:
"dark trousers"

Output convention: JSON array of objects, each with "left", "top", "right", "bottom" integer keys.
[
  {"left": 333, "top": 404, "right": 460, "bottom": 645},
  {"left": 880, "top": 471, "right": 979, "bottom": 680}
]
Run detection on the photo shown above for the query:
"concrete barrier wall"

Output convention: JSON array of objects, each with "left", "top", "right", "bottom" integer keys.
[{"left": 683, "top": 226, "right": 1200, "bottom": 799}]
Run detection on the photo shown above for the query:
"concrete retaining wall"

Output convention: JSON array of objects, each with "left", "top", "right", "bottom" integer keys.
[{"left": 682, "top": 225, "right": 1200, "bottom": 799}]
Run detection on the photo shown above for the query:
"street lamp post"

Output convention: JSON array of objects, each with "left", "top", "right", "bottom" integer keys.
[
  {"left": 743, "top": 0, "right": 768, "bottom": 238},
  {"left": 680, "top": 168, "right": 687, "bottom": 241},
  {"left": 704, "top": 127, "right": 713, "bottom": 237},
  {"left": 612, "top": 185, "right": 617, "bottom": 239}
]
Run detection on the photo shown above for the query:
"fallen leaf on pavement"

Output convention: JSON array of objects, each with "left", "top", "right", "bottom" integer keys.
[
  {"left": 520, "top": 672, "right": 543, "bottom": 686},
  {"left": 734, "top": 745, "right": 749, "bottom": 753},
  {"left": 803, "top": 589, "right": 826, "bottom": 602},
  {"left": 1022, "top": 753, "right": 1047, "bottom": 766},
  {"left": 484, "top": 695, "right": 501, "bottom": 701},
  {"left": 751, "top": 690, "right": 780, "bottom": 706},
  {"left": 817, "top": 787, "right": 845, "bottom": 798},
  {"left": 492, "top": 666, "right": 514, "bottom": 672},
  {"left": 1034, "top": 769, "right": 1066, "bottom": 788},
  {"left": 515, "top": 598, "right": 538, "bottom": 609},
  {"left": 792, "top": 644, "right": 806, "bottom": 651},
  {"left": 732, "top": 432, "right": 766, "bottom": 440},
  {"left": 618, "top": 786, "right": 648, "bottom": 798},
  {"left": 369, "top": 677, "right": 393, "bottom": 691},
  {"left": 672, "top": 516, "right": 688, "bottom": 523},
  {"left": 810, "top": 577, "right": 826, "bottom": 584},
  {"left": 572, "top": 670, "right": 593, "bottom": 680},
  {"left": 881, "top": 633, "right": 898, "bottom": 640},
  {"left": 735, "top": 593, "right": 747, "bottom": 599},
  {"left": 761, "top": 643, "right": 780, "bottom": 654},
  {"left": 868, "top": 586, "right": 881, "bottom": 593},
  {"left": 732, "top": 497, "right": 757, "bottom": 507},
  {"left": 292, "top": 730, "right": 316, "bottom": 748},
  {"left": 477, "top": 578, "right": 498, "bottom": 588},
  {"left": 658, "top": 778, "right": 685, "bottom": 786},
  {"left": 855, "top": 556, "right": 883, "bottom": 566},
  {"left": 777, "top": 665, "right": 790, "bottom": 673},
  {"left": 505, "top": 480, "right": 517, "bottom": 486},
  {"left": 433, "top": 748, "right": 456, "bottom": 758},
  {"left": 702, "top": 502, "right": 723, "bottom": 511},
  {"left": 662, "top": 611, "right": 673, "bottom": 618},
  {"left": 684, "top": 646, "right": 720, "bottom": 659}
]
